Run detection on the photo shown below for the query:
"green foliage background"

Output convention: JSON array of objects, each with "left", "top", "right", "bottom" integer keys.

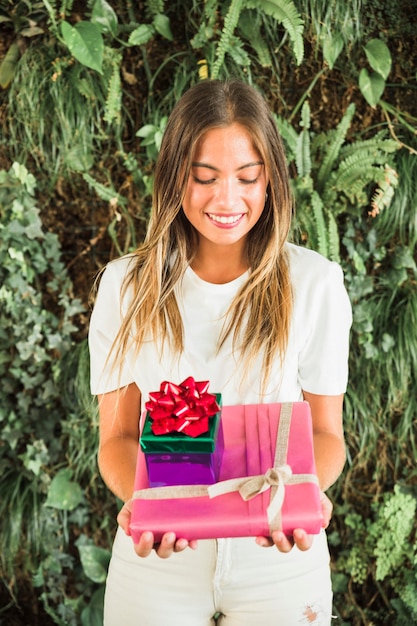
[{"left": 0, "top": 0, "right": 416, "bottom": 624}]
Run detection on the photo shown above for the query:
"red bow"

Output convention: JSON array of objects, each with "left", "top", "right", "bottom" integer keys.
[{"left": 145, "top": 377, "right": 219, "bottom": 437}]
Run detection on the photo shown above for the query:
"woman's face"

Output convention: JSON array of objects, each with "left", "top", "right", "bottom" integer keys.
[{"left": 182, "top": 123, "right": 268, "bottom": 253}]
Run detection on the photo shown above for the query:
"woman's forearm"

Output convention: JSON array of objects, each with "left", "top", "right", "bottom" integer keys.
[
  {"left": 98, "top": 436, "right": 139, "bottom": 502},
  {"left": 313, "top": 431, "right": 346, "bottom": 492}
]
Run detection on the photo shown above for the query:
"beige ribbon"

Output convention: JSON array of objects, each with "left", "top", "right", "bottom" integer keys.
[{"left": 133, "top": 403, "right": 318, "bottom": 533}]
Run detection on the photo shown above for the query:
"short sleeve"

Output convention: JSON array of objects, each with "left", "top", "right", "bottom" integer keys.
[
  {"left": 88, "top": 256, "right": 136, "bottom": 395},
  {"left": 289, "top": 246, "right": 352, "bottom": 396}
]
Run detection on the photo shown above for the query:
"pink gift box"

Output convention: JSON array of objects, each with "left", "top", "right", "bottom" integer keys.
[{"left": 130, "top": 402, "right": 323, "bottom": 542}]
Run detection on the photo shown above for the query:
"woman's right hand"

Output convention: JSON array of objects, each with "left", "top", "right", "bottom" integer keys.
[{"left": 117, "top": 499, "right": 198, "bottom": 559}]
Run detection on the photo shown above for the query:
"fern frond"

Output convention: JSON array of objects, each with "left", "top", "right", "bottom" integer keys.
[
  {"left": 251, "top": 35, "right": 273, "bottom": 68},
  {"left": 225, "top": 35, "right": 251, "bottom": 69},
  {"left": 274, "top": 114, "right": 299, "bottom": 162},
  {"left": 341, "top": 133, "right": 399, "bottom": 160},
  {"left": 329, "top": 155, "right": 387, "bottom": 204},
  {"left": 104, "top": 57, "right": 122, "bottom": 125},
  {"left": 245, "top": 0, "right": 304, "bottom": 65},
  {"left": 82, "top": 173, "right": 127, "bottom": 206},
  {"left": 326, "top": 208, "right": 340, "bottom": 262},
  {"left": 145, "top": 0, "right": 165, "bottom": 19},
  {"left": 369, "top": 165, "right": 399, "bottom": 217},
  {"left": 190, "top": 0, "right": 218, "bottom": 50},
  {"left": 238, "top": 10, "right": 273, "bottom": 67},
  {"left": 310, "top": 190, "right": 328, "bottom": 257},
  {"left": 295, "top": 102, "right": 311, "bottom": 177},
  {"left": 211, "top": 0, "right": 245, "bottom": 79},
  {"left": 316, "top": 102, "right": 355, "bottom": 191}
]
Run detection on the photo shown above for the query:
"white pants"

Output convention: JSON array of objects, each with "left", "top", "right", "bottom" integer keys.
[{"left": 104, "top": 526, "right": 333, "bottom": 626}]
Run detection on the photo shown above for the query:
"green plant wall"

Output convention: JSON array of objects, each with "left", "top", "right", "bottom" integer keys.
[{"left": 0, "top": 0, "right": 416, "bottom": 624}]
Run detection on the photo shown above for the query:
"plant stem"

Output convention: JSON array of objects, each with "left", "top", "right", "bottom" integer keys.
[
  {"left": 380, "top": 101, "right": 417, "bottom": 155},
  {"left": 288, "top": 67, "right": 327, "bottom": 122}
]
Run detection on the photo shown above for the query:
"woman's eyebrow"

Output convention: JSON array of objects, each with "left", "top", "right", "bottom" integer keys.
[{"left": 191, "top": 160, "right": 263, "bottom": 171}]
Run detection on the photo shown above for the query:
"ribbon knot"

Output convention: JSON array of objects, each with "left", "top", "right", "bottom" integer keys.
[
  {"left": 238, "top": 464, "right": 293, "bottom": 501},
  {"left": 207, "top": 463, "right": 296, "bottom": 529}
]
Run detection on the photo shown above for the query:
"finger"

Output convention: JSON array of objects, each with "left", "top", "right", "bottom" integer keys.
[
  {"left": 270, "top": 530, "right": 295, "bottom": 553},
  {"left": 293, "top": 529, "right": 313, "bottom": 551},
  {"left": 320, "top": 493, "right": 333, "bottom": 528},
  {"left": 255, "top": 535, "right": 274, "bottom": 548},
  {"left": 154, "top": 532, "right": 177, "bottom": 559},
  {"left": 174, "top": 537, "right": 190, "bottom": 552},
  {"left": 117, "top": 501, "right": 132, "bottom": 535},
  {"left": 134, "top": 530, "right": 156, "bottom": 558},
  {"left": 169, "top": 537, "right": 198, "bottom": 553}
]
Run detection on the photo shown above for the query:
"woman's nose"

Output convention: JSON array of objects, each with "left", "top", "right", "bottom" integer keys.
[{"left": 215, "top": 178, "right": 239, "bottom": 208}]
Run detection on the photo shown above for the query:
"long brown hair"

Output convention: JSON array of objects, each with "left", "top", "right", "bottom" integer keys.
[{"left": 106, "top": 79, "right": 293, "bottom": 393}]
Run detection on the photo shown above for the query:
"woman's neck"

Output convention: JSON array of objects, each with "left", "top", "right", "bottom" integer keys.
[{"left": 190, "top": 244, "right": 249, "bottom": 284}]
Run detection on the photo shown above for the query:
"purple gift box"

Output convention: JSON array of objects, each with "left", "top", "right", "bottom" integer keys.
[{"left": 140, "top": 393, "right": 223, "bottom": 487}]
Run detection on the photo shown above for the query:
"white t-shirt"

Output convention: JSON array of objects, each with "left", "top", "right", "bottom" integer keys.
[{"left": 88, "top": 243, "right": 352, "bottom": 407}]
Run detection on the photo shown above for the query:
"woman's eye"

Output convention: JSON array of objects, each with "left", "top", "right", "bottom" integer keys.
[
  {"left": 239, "top": 177, "right": 259, "bottom": 185},
  {"left": 193, "top": 176, "right": 215, "bottom": 185}
]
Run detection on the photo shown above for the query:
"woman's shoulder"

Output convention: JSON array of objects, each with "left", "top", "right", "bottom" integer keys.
[
  {"left": 100, "top": 253, "right": 137, "bottom": 284},
  {"left": 285, "top": 242, "right": 344, "bottom": 289}
]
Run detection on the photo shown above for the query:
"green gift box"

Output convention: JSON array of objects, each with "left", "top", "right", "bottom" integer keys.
[{"left": 140, "top": 394, "right": 223, "bottom": 486}]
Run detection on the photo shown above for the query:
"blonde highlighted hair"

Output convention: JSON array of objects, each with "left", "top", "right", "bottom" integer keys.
[{"left": 105, "top": 79, "right": 293, "bottom": 393}]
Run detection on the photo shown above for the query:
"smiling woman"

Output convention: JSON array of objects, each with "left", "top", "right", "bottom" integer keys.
[{"left": 88, "top": 79, "right": 351, "bottom": 626}]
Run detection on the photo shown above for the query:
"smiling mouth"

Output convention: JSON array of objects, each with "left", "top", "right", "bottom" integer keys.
[{"left": 207, "top": 213, "right": 244, "bottom": 224}]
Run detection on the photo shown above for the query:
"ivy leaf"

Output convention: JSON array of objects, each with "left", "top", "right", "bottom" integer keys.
[
  {"left": 61, "top": 21, "right": 104, "bottom": 74},
  {"left": 91, "top": 0, "right": 118, "bottom": 36},
  {"left": 78, "top": 544, "right": 111, "bottom": 583},
  {"left": 81, "top": 587, "right": 105, "bottom": 626},
  {"left": 153, "top": 14, "right": 173, "bottom": 41},
  {"left": 364, "top": 39, "right": 392, "bottom": 80},
  {"left": 359, "top": 68, "right": 385, "bottom": 107},
  {"left": 381, "top": 333, "right": 395, "bottom": 352},
  {"left": 44, "top": 468, "right": 84, "bottom": 510}
]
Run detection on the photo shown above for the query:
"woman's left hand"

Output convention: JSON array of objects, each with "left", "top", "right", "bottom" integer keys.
[{"left": 255, "top": 490, "right": 333, "bottom": 552}]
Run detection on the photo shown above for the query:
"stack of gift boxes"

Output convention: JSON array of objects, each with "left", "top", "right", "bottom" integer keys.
[
  {"left": 130, "top": 377, "right": 323, "bottom": 542},
  {"left": 139, "top": 377, "right": 224, "bottom": 487}
]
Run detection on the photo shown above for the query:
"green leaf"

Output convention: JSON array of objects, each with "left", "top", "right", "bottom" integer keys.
[
  {"left": 81, "top": 587, "right": 105, "bottom": 626},
  {"left": 128, "top": 24, "right": 155, "bottom": 46},
  {"left": 295, "top": 102, "right": 311, "bottom": 177},
  {"left": 91, "top": 0, "right": 118, "bottom": 36},
  {"left": 364, "top": 38, "right": 392, "bottom": 80},
  {"left": 359, "top": 68, "right": 385, "bottom": 107},
  {"left": 381, "top": 333, "right": 395, "bottom": 352},
  {"left": 153, "top": 13, "right": 173, "bottom": 41},
  {"left": 64, "top": 145, "right": 94, "bottom": 172},
  {"left": 60, "top": 21, "right": 104, "bottom": 74},
  {"left": 136, "top": 124, "right": 157, "bottom": 139},
  {"left": 322, "top": 33, "right": 344, "bottom": 69},
  {"left": 44, "top": 469, "right": 84, "bottom": 510},
  {"left": 0, "top": 42, "right": 20, "bottom": 89},
  {"left": 78, "top": 544, "right": 111, "bottom": 583},
  {"left": 211, "top": 0, "right": 245, "bottom": 79},
  {"left": 247, "top": 0, "right": 304, "bottom": 65}
]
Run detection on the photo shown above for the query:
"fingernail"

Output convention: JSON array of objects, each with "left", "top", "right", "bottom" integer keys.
[{"left": 255, "top": 537, "right": 268, "bottom": 547}]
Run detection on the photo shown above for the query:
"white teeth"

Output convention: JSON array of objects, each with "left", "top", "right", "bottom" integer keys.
[{"left": 208, "top": 213, "right": 243, "bottom": 224}]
